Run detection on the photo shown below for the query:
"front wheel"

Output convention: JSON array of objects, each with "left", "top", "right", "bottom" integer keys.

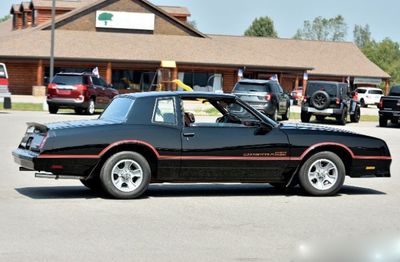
[
  {"left": 379, "top": 117, "right": 387, "bottom": 127},
  {"left": 298, "top": 151, "right": 345, "bottom": 196},
  {"left": 100, "top": 151, "right": 151, "bottom": 199},
  {"left": 85, "top": 99, "right": 96, "bottom": 115}
]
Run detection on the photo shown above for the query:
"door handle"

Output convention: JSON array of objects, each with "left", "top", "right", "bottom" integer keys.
[{"left": 183, "top": 133, "right": 195, "bottom": 137}]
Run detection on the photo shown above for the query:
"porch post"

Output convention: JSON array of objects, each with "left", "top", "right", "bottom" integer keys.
[
  {"left": 37, "top": 59, "right": 43, "bottom": 86},
  {"left": 385, "top": 79, "right": 390, "bottom": 95},
  {"left": 106, "top": 62, "right": 112, "bottom": 84}
]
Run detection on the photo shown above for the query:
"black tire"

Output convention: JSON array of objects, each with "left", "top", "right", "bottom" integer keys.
[
  {"left": 281, "top": 107, "right": 290, "bottom": 121},
  {"left": 379, "top": 117, "right": 387, "bottom": 127},
  {"left": 85, "top": 99, "right": 96, "bottom": 115},
  {"left": 311, "top": 91, "right": 330, "bottom": 110},
  {"left": 49, "top": 105, "right": 59, "bottom": 114},
  {"left": 360, "top": 99, "right": 367, "bottom": 108},
  {"left": 301, "top": 112, "right": 311, "bottom": 123},
  {"left": 80, "top": 177, "right": 103, "bottom": 192},
  {"left": 298, "top": 151, "right": 345, "bottom": 196},
  {"left": 337, "top": 108, "right": 347, "bottom": 125},
  {"left": 99, "top": 151, "right": 151, "bottom": 199},
  {"left": 350, "top": 106, "right": 361, "bottom": 123},
  {"left": 315, "top": 115, "right": 326, "bottom": 122},
  {"left": 74, "top": 108, "right": 85, "bottom": 115}
]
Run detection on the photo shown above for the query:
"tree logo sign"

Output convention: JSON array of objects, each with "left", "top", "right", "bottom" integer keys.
[{"left": 98, "top": 12, "right": 113, "bottom": 26}]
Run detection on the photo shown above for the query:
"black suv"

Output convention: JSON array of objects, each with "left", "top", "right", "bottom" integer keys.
[
  {"left": 301, "top": 81, "right": 361, "bottom": 125},
  {"left": 232, "top": 79, "right": 291, "bottom": 121}
]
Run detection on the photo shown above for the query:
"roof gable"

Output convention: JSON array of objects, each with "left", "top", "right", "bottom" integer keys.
[{"left": 39, "top": 0, "right": 205, "bottom": 37}]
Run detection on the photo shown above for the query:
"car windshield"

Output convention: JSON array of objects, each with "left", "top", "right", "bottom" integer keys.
[
  {"left": 234, "top": 83, "right": 271, "bottom": 93},
  {"left": 389, "top": 86, "right": 400, "bottom": 96},
  {"left": 52, "top": 75, "right": 87, "bottom": 85},
  {"left": 306, "top": 82, "right": 338, "bottom": 96},
  {"left": 100, "top": 97, "right": 135, "bottom": 122}
]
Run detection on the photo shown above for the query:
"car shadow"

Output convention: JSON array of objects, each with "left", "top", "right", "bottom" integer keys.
[{"left": 15, "top": 184, "right": 385, "bottom": 200}]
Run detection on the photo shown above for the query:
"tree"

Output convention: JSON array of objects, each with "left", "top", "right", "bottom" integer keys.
[
  {"left": 0, "top": 15, "right": 10, "bottom": 23},
  {"left": 187, "top": 20, "right": 197, "bottom": 29},
  {"left": 244, "top": 16, "right": 278, "bottom": 38},
  {"left": 353, "top": 24, "right": 372, "bottom": 48},
  {"left": 98, "top": 12, "right": 113, "bottom": 26},
  {"left": 362, "top": 38, "right": 400, "bottom": 84},
  {"left": 294, "top": 15, "right": 347, "bottom": 41}
]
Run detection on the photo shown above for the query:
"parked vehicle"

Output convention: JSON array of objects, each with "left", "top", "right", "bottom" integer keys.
[
  {"left": 47, "top": 72, "right": 119, "bottom": 115},
  {"left": 355, "top": 87, "right": 384, "bottom": 107},
  {"left": 0, "top": 63, "right": 12, "bottom": 108},
  {"left": 301, "top": 81, "right": 361, "bottom": 125},
  {"left": 13, "top": 92, "right": 391, "bottom": 199},
  {"left": 232, "top": 79, "right": 291, "bottom": 121},
  {"left": 290, "top": 86, "right": 303, "bottom": 105},
  {"left": 378, "top": 85, "right": 400, "bottom": 127}
]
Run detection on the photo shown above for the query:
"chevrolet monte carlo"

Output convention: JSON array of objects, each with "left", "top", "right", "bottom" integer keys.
[{"left": 13, "top": 92, "right": 391, "bottom": 199}]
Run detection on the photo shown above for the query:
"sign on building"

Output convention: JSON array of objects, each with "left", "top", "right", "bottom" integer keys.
[
  {"left": 353, "top": 77, "right": 382, "bottom": 85},
  {"left": 96, "top": 11, "right": 155, "bottom": 31}
]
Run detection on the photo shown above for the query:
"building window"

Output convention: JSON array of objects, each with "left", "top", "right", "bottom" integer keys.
[
  {"left": 112, "top": 70, "right": 157, "bottom": 92},
  {"left": 178, "top": 72, "right": 223, "bottom": 93}
]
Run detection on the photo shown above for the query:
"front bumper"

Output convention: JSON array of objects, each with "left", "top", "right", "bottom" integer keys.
[{"left": 350, "top": 158, "right": 391, "bottom": 178}]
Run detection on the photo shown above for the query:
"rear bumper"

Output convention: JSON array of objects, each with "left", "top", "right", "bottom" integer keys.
[
  {"left": 379, "top": 110, "right": 400, "bottom": 118},
  {"left": 12, "top": 148, "right": 38, "bottom": 171},
  {"left": 302, "top": 106, "right": 343, "bottom": 115},
  {"left": 47, "top": 98, "right": 89, "bottom": 108},
  {"left": 349, "top": 158, "right": 391, "bottom": 178}
]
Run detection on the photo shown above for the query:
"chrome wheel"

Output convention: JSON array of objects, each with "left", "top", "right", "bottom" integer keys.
[
  {"left": 111, "top": 159, "right": 143, "bottom": 193},
  {"left": 307, "top": 159, "right": 338, "bottom": 191}
]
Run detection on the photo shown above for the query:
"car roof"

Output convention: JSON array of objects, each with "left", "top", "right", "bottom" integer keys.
[
  {"left": 356, "top": 87, "right": 382, "bottom": 90},
  {"left": 308, "top": 81, "right": 346, "bottom": 85},
  {"left": 56, "top": 72, "right": 93, "bottom": 76},
  {"left": 119, "top": 91, "right": 237, "bottom": 100},
  {"left": 237, "top": 79, "right": 275, "bottom": 85}
]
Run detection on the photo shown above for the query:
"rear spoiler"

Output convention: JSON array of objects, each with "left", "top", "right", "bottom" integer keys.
[{"left": 26, "top": 122, "right": 49, "bottom": 133}]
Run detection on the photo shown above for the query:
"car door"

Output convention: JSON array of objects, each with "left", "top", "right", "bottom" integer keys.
[
  {"left": 179, "top": 97, "right": 290, "bottom": 182},
  {"left": 273, "top": 82, "right": 288, "bottom": 114},
  {"left": 91, "top": 76, "right": 107, "bottom": 108}
]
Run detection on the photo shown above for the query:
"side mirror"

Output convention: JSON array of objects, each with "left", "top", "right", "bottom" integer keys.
[{"left": 254, "top": 122, "right": 272, "bottom": 136}]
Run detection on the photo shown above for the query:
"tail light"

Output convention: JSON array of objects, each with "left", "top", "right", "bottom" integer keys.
[
  {"left": 264, "top": 94, "right": 271, "bottom": 101},
  {"left": 303, "top": 96, "right": 308, "bottom": 103},
  {"left": 0, "top": 78, "right": 8, "bottom": 85},
  {"left": 336, "top": 98, "right": 341, "bottom": 105},
  {"left": 74, "top": 84, "right": 88, "bottom": 91},
  {"left": 378, "top": 98, "right": 383, "bottom": 109}
]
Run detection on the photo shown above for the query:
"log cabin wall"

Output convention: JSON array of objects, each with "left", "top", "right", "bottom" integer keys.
[{"left": 6, "top": 61, "right": 37, "bottom": 95}]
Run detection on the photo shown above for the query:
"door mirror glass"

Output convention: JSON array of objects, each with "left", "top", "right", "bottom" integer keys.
[{"left": 254, "top": 122, "right": 272, "bottom": 136}]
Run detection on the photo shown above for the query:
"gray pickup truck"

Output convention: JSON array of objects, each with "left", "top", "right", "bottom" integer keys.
[{"left": 378, "top": 85, "right": 400, "bottom": 127}]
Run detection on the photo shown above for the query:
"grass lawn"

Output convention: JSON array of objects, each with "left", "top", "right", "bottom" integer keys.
[{"left": 0, "top": 102, "right": 43, "bottom": 111}]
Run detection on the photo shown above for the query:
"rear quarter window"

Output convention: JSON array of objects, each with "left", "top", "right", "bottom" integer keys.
[{"left": 100, "top": 97, "right": 135, "bottom": 122}]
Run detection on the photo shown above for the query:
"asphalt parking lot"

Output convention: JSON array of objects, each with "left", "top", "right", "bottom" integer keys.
[{"left": 1, "top": 111, "right": 399, "bottom": 261}]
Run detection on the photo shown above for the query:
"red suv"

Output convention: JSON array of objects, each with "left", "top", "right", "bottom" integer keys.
[{"left": 47, "top": 73, "right": 119, "bottom": 114}]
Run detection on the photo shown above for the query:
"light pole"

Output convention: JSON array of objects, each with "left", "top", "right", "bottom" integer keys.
[{"left": 49, "top": 0, "right": 56, "bottom": 81}]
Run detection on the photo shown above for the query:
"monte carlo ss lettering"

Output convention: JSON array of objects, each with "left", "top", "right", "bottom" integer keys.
[{"left": 13, "top": 92, "right": 391, "bottom": 199}]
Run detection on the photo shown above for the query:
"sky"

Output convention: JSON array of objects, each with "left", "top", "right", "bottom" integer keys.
[{"left": 1, "top": 0, "right": 399, "bottom": 42}]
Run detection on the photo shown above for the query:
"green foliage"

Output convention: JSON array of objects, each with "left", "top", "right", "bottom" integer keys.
[
  {"left": 294, "top": 15, "right": 347, "bottom": 41},
  {"left": 0, "top": 15, "right": 10, "bottom": 23},
  {"left": 244, "top": 16, "right": 278, "bottom": 38},
  {"left": 353, "top": 24, "right": 372, "bottom": 48},
  {"left": 362, "top": 38, "right": 400, "bottom": 84},
  {"left": 98, "top": 12, "right": 113, "bottom": 26},
  {"left": 187, "top": 20, "right": 197, "bottom": 29}
]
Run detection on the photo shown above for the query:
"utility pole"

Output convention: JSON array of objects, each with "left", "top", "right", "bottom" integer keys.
[{"left": 49, "top": 0, "right": 56, "bottom": 81}]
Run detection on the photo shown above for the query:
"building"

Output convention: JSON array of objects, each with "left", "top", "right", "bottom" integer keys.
[{"left": 0, "top": 0, "right": 391, "bottom": 95}]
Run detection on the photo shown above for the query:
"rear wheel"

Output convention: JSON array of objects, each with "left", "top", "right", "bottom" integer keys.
[
  {"left": 301, "top": 112, "right": 311, "bottom": 123},
  {"left": 298, "top": 151, "right": 345, "bottom": 196},
  {"left": 100, "top": 151, "right": 151, "bottom": 199},
  {"left": 350, "top": 106, "right": 361, "bottom": 123},
  {"left": 85, "top": 99, "right": 95, "bottom": 115},
  {"left": 270, "top": 108, "right": 278, "bottom": 121},
  {"left": 337, "top": 108, "right": 347, "bottom": 125},
  {"left": 49, "top": 105, "right": 59, "bottom": 114},
  {"left": 379, "top": 117, "right": 387, "bottom": 127},
  {"left": 281, "top": 107, "right": 290, "bottom": 121}
]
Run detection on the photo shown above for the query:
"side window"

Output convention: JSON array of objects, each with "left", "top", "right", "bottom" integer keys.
[
  {"left": 100, "top": 78, "right": 108, "bottom": 87},
  {"left": 276, "top": 83, "right": 283, "bottom": 93},
  {"left": 92, "top": 77, "right": 101, "bottom": 86},
  {"left": 153, "top": 98, "right": 176, "bottom": 125}
]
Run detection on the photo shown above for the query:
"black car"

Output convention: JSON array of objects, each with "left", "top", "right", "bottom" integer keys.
[
  {"left": 13, "top": 92, "right": 391, "bottom": 199},
  {"left": 233, "top": 79, "right": 291, "bottom": 121},
  {"left": 301, "top": 81, "right": 361, "bottom": 125},
  {"left": 47, "top": 72, "right": 119, "bottom": 115},
  {"left": 378, "top": 85, "right": 400, "bottom": 127}
]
